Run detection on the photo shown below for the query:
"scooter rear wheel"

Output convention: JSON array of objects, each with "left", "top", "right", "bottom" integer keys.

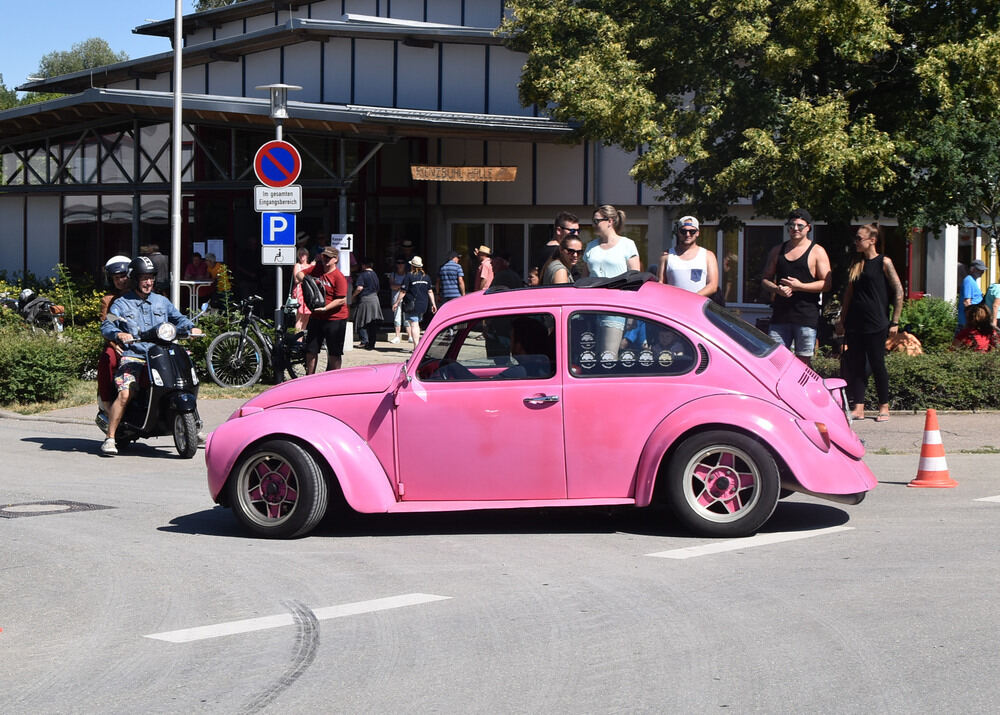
[{"left": 173, "top": 412, "right": 199, "bottom": 459}]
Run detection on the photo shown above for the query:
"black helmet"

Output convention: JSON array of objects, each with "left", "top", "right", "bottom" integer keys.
[
  {"left": 128, "top": 255, "right": 156, "bottom": 279},
  {"left": 105, "top": 255, "right": 131, "bottom": 283}
]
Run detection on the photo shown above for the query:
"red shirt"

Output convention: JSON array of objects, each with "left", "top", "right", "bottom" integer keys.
[{"left": 306, "top": 264, "right": 349, "bottom": 321}]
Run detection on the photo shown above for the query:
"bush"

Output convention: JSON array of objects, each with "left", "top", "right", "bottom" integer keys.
[
  {"left": 900, "top": 295, "right": 956, "bottom": 351},
  {"left": 0, "top": 327, "right": 80, "bottom": 403},
  {"left": 813, "top": 347, "right": 1000, "bottom": 411}
]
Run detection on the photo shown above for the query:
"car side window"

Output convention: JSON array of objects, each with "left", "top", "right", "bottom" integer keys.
[
  {"left": 568, "top": 311, "right": 696, "bottom": 377},
  {"left": 418, "top": 313, "right": 556, "bottom": 381}
]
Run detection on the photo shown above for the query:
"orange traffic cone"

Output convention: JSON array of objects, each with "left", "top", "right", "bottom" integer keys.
[{"left": 908, "top": 408, "right": 957, "bottom": 488}]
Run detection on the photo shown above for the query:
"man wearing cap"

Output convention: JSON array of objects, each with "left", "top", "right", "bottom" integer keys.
[
  {"left": 761, "top": 208, "right": 832, "bottom": 366},
  {"left": 474, "top": 245, "right": 494, "bottom": 291},
  {"left": 436, "top": 251, "right": 465, "bottom": 306},
  {"left": 959, "top": 259, "right": 987, "bottom": 328},
  {"left": 658, "top": 215, "right": 719, "bottom": 297},
  {"left": 295, "top": 246, "right": 349, "bottom": 373}
]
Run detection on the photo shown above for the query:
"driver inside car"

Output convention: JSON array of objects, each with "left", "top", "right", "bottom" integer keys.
[{"left": 98, "top": 256, "right": 201, "bottom": 455}]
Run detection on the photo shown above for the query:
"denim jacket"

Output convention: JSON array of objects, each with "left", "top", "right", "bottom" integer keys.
[{"left": 100, "top": 290, "right": 193, "bottom": 359}]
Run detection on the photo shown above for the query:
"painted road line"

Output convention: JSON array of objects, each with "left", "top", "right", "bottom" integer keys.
[
  {"left": 975, "top": 495, "right": 1000, "bottom": 503},
  {"left": 647, "top": 526, "right": 855, "bottom": 560},
  {"left": 145, "top": 593, "right": 451, "bottom": 643}
]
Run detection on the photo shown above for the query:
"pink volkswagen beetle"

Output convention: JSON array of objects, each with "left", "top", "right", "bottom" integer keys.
[{"left": 205, "top": 274, "right": 875, "bottom": 539}]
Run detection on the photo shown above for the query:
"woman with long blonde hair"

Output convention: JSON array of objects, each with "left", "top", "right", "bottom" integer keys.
[
  {"left": 835, "top": 223, "right": 903, "bottom": 422},
  {"left": 583, "top": 204, "right": 642, "bottom": 356}
]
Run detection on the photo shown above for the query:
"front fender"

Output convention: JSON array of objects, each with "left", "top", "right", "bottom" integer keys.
[
  {"left": 206, "top": 407, "right": 397, "bottom": 513},
  {"left": 634, "top": 394, "right": 875, "bottom": 506}
]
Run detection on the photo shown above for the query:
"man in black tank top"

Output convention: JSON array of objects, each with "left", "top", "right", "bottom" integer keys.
[{"left": 761, "top": 208, "right": 832, "bottom": 366}]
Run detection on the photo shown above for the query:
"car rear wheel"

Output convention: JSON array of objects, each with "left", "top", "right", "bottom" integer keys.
[
  {"left": 666, "top": 431, "right": 780, "bottom": 537},
  {"left": 229, "top": 440, "right": 328, "bottom": 538}
]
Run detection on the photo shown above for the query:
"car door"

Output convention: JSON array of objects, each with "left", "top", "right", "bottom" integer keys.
[
  {"left": 562, "top": 310, "right": 704, "bottom": 498},
  {"left": 395, "top": 311, "right": 566, "bottom": 501}
]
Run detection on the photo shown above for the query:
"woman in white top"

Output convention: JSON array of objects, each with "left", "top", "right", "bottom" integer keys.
[
  {"left": 584, "top": 205, "right": 641, "bottom": 357},
  {"left": 658, "top": 215, "right": 719, "bottom": 297},
  {"left": 584, "top": 204, "right": 641, "bottom": 277}
]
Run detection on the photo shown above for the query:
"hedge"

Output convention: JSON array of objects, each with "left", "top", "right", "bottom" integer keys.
[{"left": 812, "top": 348, "right": 1000, "bottom": 411}]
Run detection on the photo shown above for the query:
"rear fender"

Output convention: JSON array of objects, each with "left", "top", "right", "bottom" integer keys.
[
  {"left": 207, "top": 407, "right": 397, "bottom": 512},
  {"left": 635, "top": 395, "right": 873, "bottom": 505}
]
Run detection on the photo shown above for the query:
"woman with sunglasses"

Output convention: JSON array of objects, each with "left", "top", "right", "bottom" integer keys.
[
  {"left": 583, "top": 204, "right": 641, "bottom": 278},
  {"left": 834, "top": 223, "right": 903, "bottom": 422},
  {"left": 542, "top": 236, "right": 585, "bottom": 285}
]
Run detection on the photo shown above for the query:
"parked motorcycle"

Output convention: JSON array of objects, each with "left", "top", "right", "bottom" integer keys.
[
  {"left": 0, "top": 288, "right": 65, "bottom": 332},
  {"left": 95, "top": 321, "right": 203, "bottom": 458}
]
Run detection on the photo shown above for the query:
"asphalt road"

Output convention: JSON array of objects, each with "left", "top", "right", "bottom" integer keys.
[{"left": 2, "top": 404, "right": 1000, "bottom": 713}]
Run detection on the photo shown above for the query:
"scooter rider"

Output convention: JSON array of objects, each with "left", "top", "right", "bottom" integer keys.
[{"left": 99, "top": 255, "right": 201, "bottom": 455}]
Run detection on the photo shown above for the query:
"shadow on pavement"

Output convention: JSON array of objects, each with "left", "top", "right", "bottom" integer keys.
[
  {"left": 23, "top": 436, "right": 183, "bottom": 459},
  {"left": 161, "top": 499, "right": 850, "bottom": 540}
]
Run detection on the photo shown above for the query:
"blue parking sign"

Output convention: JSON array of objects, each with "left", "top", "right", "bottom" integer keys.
[{"left": 261, "top": 212, "right": 296, "bottom": 246}]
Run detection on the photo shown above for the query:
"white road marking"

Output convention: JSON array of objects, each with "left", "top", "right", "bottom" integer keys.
[
  {"left": 647, "top": 526, "right": 855, "bottom": 560},
  {"left": 975, "top": 495, "right": 1000, "bottom": 503},
  {"left": 144, "top": 593, "right": 451, "bottom": 643}
]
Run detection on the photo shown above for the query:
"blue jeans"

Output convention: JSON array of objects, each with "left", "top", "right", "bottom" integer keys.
[{"left": 769, "top": 322, "right": 817, "bottom": 357}]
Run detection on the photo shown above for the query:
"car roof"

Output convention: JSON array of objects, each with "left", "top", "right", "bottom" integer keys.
[{"left": 432, "top": 275, "right": 709, "bottom": 325}]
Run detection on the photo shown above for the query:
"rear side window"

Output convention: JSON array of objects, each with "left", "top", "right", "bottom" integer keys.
[
  {"left": 704, "top": 301, "right": 779, "bottom": 358},
  {"left": 568, "top": 311, "right": 696, "bottom": 377}
]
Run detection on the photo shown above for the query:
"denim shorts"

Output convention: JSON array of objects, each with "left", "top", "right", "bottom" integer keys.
[{"left": 768, "top": 322, "right": 817, "bottom": 357}]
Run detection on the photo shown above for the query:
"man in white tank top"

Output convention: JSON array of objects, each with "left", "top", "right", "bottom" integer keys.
[{"left": 657, "top": 215, "right": 719, "bottom": 297}]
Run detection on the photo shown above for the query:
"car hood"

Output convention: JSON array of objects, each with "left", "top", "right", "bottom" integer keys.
[{"left": 237, "top": 363, "right": 404, "bottom": 412}]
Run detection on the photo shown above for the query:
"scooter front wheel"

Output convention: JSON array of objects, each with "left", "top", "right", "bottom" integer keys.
[
  {"left": 173, "top": 412, "right": 199, "bottom": 459},
  {"left": 206, "top": 331, "right": 264, "bottom": 388}
]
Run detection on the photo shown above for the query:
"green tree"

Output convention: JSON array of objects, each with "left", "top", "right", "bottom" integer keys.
[
  {"left": 502, "top": 1, "right": 1000, "bottom": 227},
  {"left": 36, "top": 38, "right": 128, "bottom": 79},
  {"left": 0, "top": 74, "right": 19, "bottom": 110},
  {"left": 194, "top": 0, "right": 248, "bottom": 11}
]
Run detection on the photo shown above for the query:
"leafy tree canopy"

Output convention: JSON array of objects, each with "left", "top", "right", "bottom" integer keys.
[
  {"left": 36, "top": 38, "right": 128, "bottom": 79},
  {"left": 0, "top": 74, "right": 18, "bottom": 111},
  {"left": 194, "top": 0, "right": 248, "bottom": 11},
  {"left": 503, "top": 0, "right": 1000, "bottom": 229}
]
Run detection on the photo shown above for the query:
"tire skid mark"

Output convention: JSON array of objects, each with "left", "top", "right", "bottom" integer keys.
[{"left": 240, "top": 600, "right": 319, "bottom": 714}]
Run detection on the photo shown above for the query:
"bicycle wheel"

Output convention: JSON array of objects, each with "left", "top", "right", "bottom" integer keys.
[
  {"left": 283, "top": 336, "right": 308, "bottom": 380},
  {"left": 206, "top": 331, "right": 265, "bottom": 388}
]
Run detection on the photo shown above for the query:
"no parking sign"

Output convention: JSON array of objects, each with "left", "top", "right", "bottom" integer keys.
[{"left": 254, "top": 140, "right": 302, "bottom": 188}]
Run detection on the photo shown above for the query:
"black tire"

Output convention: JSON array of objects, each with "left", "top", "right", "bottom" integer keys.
[
  {"left": 173, "top": 412, "right": 199, "bottom": 459},
  {"left": 206, "top": 331, "right": 264, "bottom": 388},
  {"left": 227, "top": 440, "right": 328, "bottom": 538},
  {"left": 665, "top": 430, "right": 780, "bottom": 537}
]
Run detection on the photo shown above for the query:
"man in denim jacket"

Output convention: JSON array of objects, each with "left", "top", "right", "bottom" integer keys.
[{"left": 99, "top": 255, "right": 198, "bottom": 455}]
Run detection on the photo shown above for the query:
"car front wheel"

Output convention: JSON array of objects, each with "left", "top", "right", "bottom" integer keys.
[
  {"left": 228, "top": 440, "right": 329, "bottom": 538},
  {"left": 666, "top": 431, "right": 780, "bottom": 537}
]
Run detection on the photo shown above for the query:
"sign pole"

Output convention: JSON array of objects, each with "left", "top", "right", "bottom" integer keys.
[{"left": 274, "top": 119, "right": 283, "bottom": 334}]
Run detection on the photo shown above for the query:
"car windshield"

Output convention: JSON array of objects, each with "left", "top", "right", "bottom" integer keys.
[{"left": 703, "top": 301, "right": 779, "bottom": 358}]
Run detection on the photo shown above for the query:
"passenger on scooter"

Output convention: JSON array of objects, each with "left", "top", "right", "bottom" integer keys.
[
  {"left": 99, "top": 255, "right": 201, "bottom": 455},
  {"left": 97, "top": 255, "right": 131, "bottom": 415}
]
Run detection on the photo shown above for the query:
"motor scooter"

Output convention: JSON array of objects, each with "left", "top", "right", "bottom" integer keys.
[
  {"left": 0, "top": 288, "right": 65, "bottom": 332},
  {"left": 95, "top": 321, "right": 203, "bottom": 458}
]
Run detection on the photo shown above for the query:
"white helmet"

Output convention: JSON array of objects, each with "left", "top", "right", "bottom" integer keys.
[{"left": 105, "top": 255, "right": 131, "bottom": 283}]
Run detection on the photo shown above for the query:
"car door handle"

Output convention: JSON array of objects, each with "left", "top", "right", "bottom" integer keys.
[{"left": 523, "top": 395, "right": 559, "bottom": 405}]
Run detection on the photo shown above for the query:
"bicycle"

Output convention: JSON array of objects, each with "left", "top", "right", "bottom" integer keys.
[{"left": 205, "top": 295, "right": 307, "bottom": 388}]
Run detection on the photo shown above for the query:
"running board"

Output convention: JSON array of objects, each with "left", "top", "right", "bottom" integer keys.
[{"left": 386, "top": 497, "right": 636, "bottom": 513}]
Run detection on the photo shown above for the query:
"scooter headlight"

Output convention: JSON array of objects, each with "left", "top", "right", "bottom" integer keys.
[{"left": 156, "top": 322, "right": 177, "bottom": 341}]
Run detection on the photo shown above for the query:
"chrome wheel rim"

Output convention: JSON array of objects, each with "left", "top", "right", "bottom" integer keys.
[
  {"left": 681, "top": 444, "right": 762, "bottom": 523},
  {"left": 235, "top": 452, "right": 300, "bottom": 527}
]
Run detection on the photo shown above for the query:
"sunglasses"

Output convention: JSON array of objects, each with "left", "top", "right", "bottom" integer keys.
[
  {"left": 559, "top": 226, "right": 580, "bottom": 235},
  {"left": 562, "top": 247, "right": 583, "bottom": 255},
  {"left": 678, "top": 228, "right": 698, "bottom": 235},
  {"left": 592, "top": 217, "right": 608, "bottom": 225},
  {"left": 786, "top": 222, "right": 809, "bottom": 231}
]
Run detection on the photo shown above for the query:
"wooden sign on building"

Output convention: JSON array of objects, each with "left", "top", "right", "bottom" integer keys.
[{"left": 410, "top": 165, "right": 517, "bottom": 182}]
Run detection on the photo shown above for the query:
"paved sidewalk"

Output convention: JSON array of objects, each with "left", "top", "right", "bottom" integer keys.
[{"left": 2, "top": 337, "right": 997, "bottom": 455}]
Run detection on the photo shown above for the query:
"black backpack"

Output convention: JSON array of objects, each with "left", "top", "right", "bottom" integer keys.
[{"left": 300, "top": 275, "right": 326, "bottom": 310}]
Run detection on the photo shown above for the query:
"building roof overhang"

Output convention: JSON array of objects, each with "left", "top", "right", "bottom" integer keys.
[
  {"left": 17, "top": 17, "right": 505, "bottom": 95},
  {"left": 0, "top": 88, "right": 574, "bottom": 148}
]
